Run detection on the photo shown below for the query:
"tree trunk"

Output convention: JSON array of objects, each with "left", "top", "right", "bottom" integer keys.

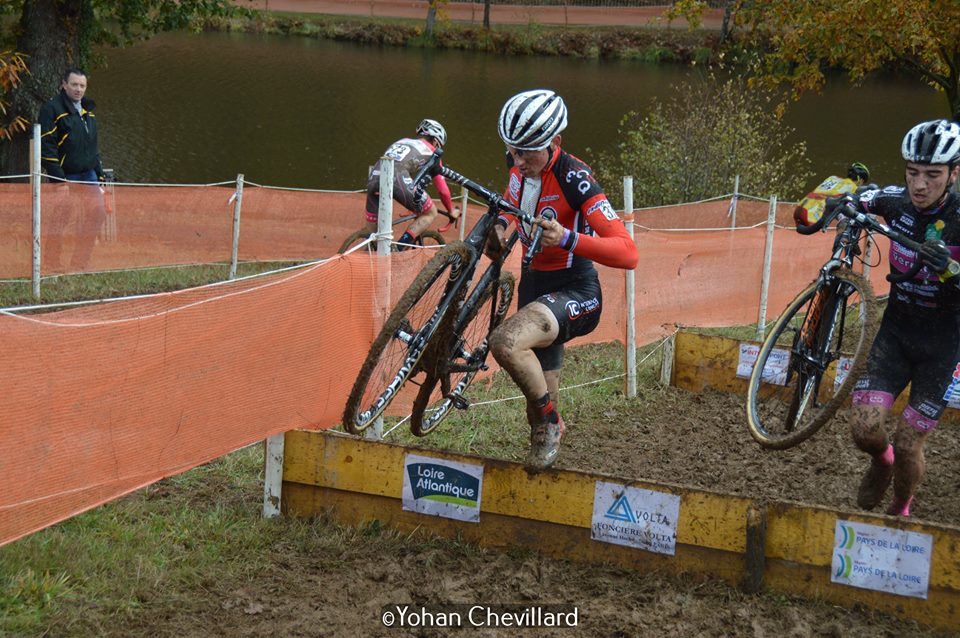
[
  {"left": 425, "top": 1, "right": 437, "bottom": 38},
  {"left": 720, "top": 0, "right": 734, "bottom": 43},
  {"left": 1, "top": 0, "right": 89, "bottom": 177},
  {"left": 483, "top": 0, "right": 490, "bottom": 30}
]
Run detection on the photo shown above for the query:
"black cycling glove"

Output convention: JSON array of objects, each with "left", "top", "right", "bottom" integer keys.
[{"left": 919, "top": 239, "right": 951, "bottom": 274}]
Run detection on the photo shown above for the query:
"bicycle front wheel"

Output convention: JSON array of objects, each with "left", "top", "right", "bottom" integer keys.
[
  {"left": 342, "top": 242, "right": 472, "bottom": 434},
  {"left": 746, "top": 268, "right": 878, "bottom": 449},
  {"left": 410, "top": 272, "right": 515, "bottom": 436}
]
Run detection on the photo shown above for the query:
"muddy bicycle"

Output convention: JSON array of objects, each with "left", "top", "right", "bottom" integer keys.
[
  {"left": 745, "top": 195, "right": 960, "bottom": 449},
  {"left": 342, "top": 150, "right": 547, "bottom": 436}
]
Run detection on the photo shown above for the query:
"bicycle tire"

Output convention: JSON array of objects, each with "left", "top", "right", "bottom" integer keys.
[
  {"left": 409, "top": 272, "right": 515, "bottom": 436},
  {"left": 338, "top": 229, "right": 373, "bottom": 254},
  {"left": 746, "top": 268, "right": 878, "bottom": 450},
  {"left": 419, "top": 230, "right": 446, "bottom": 247},
  {"left": 342, "top": 242, "right": 472, "bottom": 434},
  {"left": 340, "top": 229, "right": 445, "bottom": 254}
]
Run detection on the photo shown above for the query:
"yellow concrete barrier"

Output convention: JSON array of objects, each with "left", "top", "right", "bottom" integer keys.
[
  {"left": 283, "top": 429, "right": 960, "bottom": 631},
  {"left": 670, "top": 330, "right": 960, "bottom": 423}
]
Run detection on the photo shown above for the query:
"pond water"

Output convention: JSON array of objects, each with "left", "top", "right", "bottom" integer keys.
[{"left": 92, "top": 30, "right": 946, "bottom": 195}]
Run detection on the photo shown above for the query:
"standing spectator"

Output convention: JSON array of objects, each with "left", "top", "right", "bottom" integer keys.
[{"left": 38, "top": 68, "right": 106, "bottom": 272}]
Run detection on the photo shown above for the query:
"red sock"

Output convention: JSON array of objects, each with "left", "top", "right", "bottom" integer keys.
[{"left": 535, "top": 393, "right": 559, "bottom": 424}]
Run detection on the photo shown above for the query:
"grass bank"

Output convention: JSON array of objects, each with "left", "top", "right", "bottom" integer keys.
[
  {"left": 0, "top": 261, "right": 305, "bottom": 309},
  {"left": 204, "top": 11, "right": 721, "bottom": 64}
]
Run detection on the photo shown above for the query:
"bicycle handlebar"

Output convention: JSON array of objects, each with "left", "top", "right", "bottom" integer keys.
[
  {"left": 413, "top": 150, "right": 560, "bottom": 269},
  {"left": 835, "top": 201, "right": 960, "bottom": 282},
  {"left": 523, "top": 209, "right": 555, "bottom": 268}
]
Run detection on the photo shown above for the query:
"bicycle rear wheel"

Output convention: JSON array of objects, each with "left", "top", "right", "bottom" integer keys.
[
  {"left": 338, "top": 229, "right": 372, "bottom": 254},
  {"left": 419, "top": 230, "right": 445, "bottom": 247},
  {"left": 342, "top": 242, "right": 472, "bottom": 434},
  {"left": 746, "top": 268, "right": 878, "bottom": 449},
  {"left": 410, "top": 272, "right": 515, "bottom": 436}
]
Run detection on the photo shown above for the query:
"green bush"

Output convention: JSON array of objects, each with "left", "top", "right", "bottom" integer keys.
[{"left": 590, "top": 76, "right": 812, "bottom": 207}]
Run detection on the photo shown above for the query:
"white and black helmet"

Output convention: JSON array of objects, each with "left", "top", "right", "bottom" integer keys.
[
  {"left": 416, "top": 119, "right": 446, "bottom": 147},
  {"left": 498, "top": 89, "right": 568, "bottom": 151},
  {"left": 901, "top": 119, "right": 960, "bottom": 165}
]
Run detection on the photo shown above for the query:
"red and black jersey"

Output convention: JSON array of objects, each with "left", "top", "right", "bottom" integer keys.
[{"left": 499, "top": 148, "right": 637, "bottom": 274}]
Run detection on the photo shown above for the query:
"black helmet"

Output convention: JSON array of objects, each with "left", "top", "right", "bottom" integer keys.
[{"left": 847, "top": 162, "right": 870, "bottom": 182}]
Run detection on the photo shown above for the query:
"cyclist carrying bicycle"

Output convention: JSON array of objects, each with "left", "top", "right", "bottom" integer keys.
[
  {"left": 364, "top": 119, "right": 460, "bottom": 249},
  {"left": 828, "top": 119, "right": 960, "bottom": 517},
  {"left": 486, "top": 89, "right": 639, "bottom": 470}
]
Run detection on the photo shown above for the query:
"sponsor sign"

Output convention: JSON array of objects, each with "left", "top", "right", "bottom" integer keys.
[
  {"left": 591, "top": 481, "right": 680, "bottom": 555},
  {"left": 834, "top": 356, "right": 853, "bottom": 391},
  {"left": 944, "top": 363, "right": 960, "bottom": 409},
  {"left": 402, "top": 454, "right": 483, "bottom": 523},
  {"left": 737, "top": 343, "right": 790, "bottom": 385},
  {"left": 831, "top": 519, "right": 933, "bottom": 599}
]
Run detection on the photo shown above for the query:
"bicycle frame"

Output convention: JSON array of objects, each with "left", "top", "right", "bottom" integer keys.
[{"left": 746, "top": 195, "right": 960, "bottom": 449}]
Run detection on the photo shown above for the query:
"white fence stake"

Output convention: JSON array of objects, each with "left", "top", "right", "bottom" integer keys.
[
  {"left": 31, "top": 124, "right": 41, "bottom": 300},
  {"left": 459, "top": 186, "right": 468, "bottom": 241},
  {"left": 376, "top": 158, "right": 394, "bottom": 257},
  {"left": 756, "top": 195, "right": 778, "bottom": 341},
  {"left": 229, "top": 173, "right": 244, "bottom": 280},
  {"left": 623, "top": 175, "right": 637, "bottom": 398},
  {"left": 862, "top": 235, "right": 872, "bottom": 281},
  {"left": 659, "top": 333, "right": 676, "bottom": 387},
  {"left": 367, "top": 157, "right": 395, "bottom": 441},
  {"left": 729, "top": 174, "right": 740, "bottom": 229},
  {"left": 262, "top": 433, "right": 285, "bottom": 518}
]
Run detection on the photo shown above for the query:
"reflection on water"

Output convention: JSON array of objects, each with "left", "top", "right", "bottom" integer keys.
[{"left": 94, "top": 31, "right": 944, "bottom": 193}]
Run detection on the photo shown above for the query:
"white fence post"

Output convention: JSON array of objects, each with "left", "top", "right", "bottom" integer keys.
[
  {"left": 729, "top": 174, "right": 740, "bottom": 229},
  {"left": 229, "top": 173, "right": 244, "bottom": 280},
  {"left": 623, "top": 175, "right": 637, "bottom": 398},
  {"left": 31, "top": 124, "right": 41, "bottom": 300},
  {"left": 659, "top": 333, "right": 676, "bottom": 387},
  {"left": 862, "top": 235, "right": 872, "bottom": 281},
  {"left": 262, "top": 433, "right": 284, "bottom": 518},
  {"left": 367, "top": 157, "right": 395, "bottom": 441},
  {"left": 756, "top": 195, "right": 778, "bottom": 341},
  {"left": 376, "top": 158, "right": 394, "bottom": 257},
  {"left": 459, "top": 186, "right": 468, "bottom": 242}
]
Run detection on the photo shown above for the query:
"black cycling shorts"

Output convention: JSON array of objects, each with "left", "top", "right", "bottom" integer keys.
[
  {"left": 852, "top": 305, "right": 960, "bottom": 431},
  {"left": 517, "top": 267, "right": 603, "bottom": 371}
]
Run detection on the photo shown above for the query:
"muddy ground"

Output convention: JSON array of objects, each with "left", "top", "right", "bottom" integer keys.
[
  {"left": 559, "top": 385, "right": 960, "bottom": 523},
  {"left": 134, "top": 387, "right": 957, "bottom": 638}
]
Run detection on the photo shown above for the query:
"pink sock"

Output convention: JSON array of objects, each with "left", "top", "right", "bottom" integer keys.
[
  {"left": 887, "top": 496, "right": 912, "bottom": 517},
  {"left": 877, "top": 444, "right": 894, "bottom": 466}
]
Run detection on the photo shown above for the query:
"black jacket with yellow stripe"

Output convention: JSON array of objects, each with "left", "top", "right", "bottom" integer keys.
[{"left": 38, "top": 89, "right": 103, "bottom": 180}]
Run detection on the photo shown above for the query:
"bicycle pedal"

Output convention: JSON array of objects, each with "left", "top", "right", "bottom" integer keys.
[{"left": 449, "top": 394, "right": 471, "bottom": 410}]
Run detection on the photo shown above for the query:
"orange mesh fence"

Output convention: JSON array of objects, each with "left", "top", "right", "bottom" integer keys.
[
  {"left": 0, "top": 183, "right": 33, "bottom": 279},
  {"left": 633, "top": 195, "right": 798, "bottom": 230},
  {"left": 1, "top": 182, "right": 485, "bottom": 278},
  {"left": 0, "top": 193, "right": 896, "bottom": 546}
]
